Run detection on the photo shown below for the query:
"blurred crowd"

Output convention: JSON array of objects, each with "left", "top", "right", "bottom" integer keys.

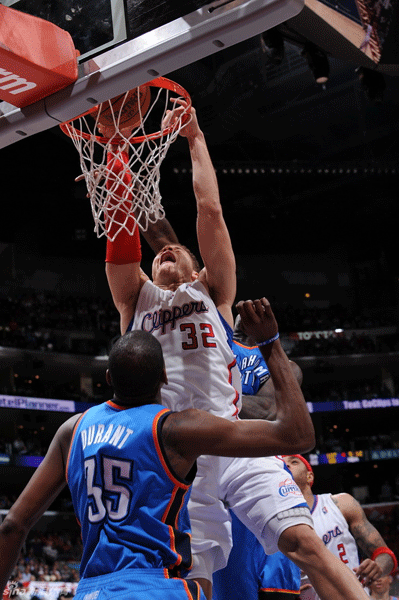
[
  {"left": 0, "top": 293, "right": 119, "bottom": 355},
  {"left": 8, "top": 532, "right": 82, "bottom": 586},
  {"left": 0, "top": 292, "right": 396, "bottom": 357},
  {"left": 0, "top": 434, "right": 46, "bottom": 458},
  {"left": 302, "top": 376, "right": 399, "bottom": 404},
  {"left": 289, "top": 331, "right": 399, "bottom": 357},
  {"left": 273, "top": 303, "right": 393, "bottom": 331}
]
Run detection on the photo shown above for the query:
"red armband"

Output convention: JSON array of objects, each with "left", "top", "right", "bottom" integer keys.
[
  {"left": 105, "top": 224, "right": 142, "bottom": 264},
  {"left": 105, "top": 149, "right": 142, "bottom": 265},
  {"left": 371, "top": 546, "right": 398, "bottom": 575}
]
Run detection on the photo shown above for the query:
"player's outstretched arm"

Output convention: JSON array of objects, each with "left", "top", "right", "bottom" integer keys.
[
  {"left": 165, "top": 100, "right": 235, "bottom": 325},
  {"left": 162, "top": 298, "right": 315, "bottom": 476},
  {"left": 236, "top": 298, "right": 315, "bottom": 450},
  {"left": 333, "top": 493, "right": 397, "bottom": 585},
  {"left": 140, "top": 216, "right": 180, "bottom": 254},
  {"left": 0, "top": 415, "right": 78, "bottom": 595},
  {"left": 103, "top": 150, "right": 149, "bottom": 334},
  {"left": 240, "top": 361, "right": 303, "bottom": 421}
]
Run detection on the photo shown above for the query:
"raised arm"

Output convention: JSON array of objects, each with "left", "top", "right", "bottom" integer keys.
[
  {"left": 333, "top": 493, "right": 397, "bottom": 585},
  {"left": 236, "top": 298, "right": 315, "bottom": 450},
  {"left": 168, "top": 102, "right": 236, "bottom": 326},
  {"left": 0, "top": 415, "right": 79, "bottom": 595},
  {"left": 162, "top": 298, "right": 315, "bottom": 478},
  {"left": 103, "top": 149, "right": 149, "bottom": 334},
  {"left": 240, "top": 360, "right": 303, "bottom": 421},
  {"left": 140, "top": 217, "right": 180, "bottom": 254}
]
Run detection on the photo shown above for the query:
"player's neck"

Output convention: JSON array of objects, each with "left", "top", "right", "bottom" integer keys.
[
  {"left": 154, "top": 272, "right": 191, "bottom": 291},
  {"left": 156, "top": 282, "right": 185, "bottom": 291},
  {"left": 303, "top": 488, "right": 315, "bottom": 510}
]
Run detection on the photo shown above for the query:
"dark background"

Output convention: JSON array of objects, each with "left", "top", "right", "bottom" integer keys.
[
  {"left": 1, "top": 0, "right": 399, "bottom": 308},
  {"left": 1, "top": 0, "right": 399, "bottom": 506}
]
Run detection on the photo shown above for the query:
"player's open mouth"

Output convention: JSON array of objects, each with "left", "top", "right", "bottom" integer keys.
[{"left": 160, "top": 251, "right": 176, "bottom": 264}]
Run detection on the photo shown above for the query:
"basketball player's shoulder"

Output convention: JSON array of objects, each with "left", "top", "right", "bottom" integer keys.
[
  {"left": 331, "top": 493, "right": 360, "bottom": 516},
  {"left": 195, "top": 268, "right": 209, "bottom": 289},
  {"left": 56, "top": 413, "right": 83, "bottom": 460},
  {"left": 162, "top": 408, "right": 206, "bottom": 443}
]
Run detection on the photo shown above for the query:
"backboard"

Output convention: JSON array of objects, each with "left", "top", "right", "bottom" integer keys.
[{"left": 0, "top": 0, "right": 305, "bottom": 149}]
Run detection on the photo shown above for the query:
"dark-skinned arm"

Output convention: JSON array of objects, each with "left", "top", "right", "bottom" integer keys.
[
  {"left": 333, "top": 493, "right": 396, "bottom": 585},
  {"left": 162, "top": 298, "right": 315, "bottom": 479},
  {"left": 240, "top": 361, "right": 303, "bottom": 421},
  {"left": 236, "top": 298, "right": 315, "bottom": 451},
  {"left": 139, "top": 216, "right": 180, "bottom": 254},
  {"left": 0, "top": 415, "right": 79, "bottom": 595}
]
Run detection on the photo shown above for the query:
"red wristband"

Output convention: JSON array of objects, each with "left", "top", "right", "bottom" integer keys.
[
  {"left": 105, "top": 149, "right": 142, "bottom": 264},
  {"left": 371, "top": 547, "right": 398, "bottom": 575},
  {"left": 105, "top": 224, "right": 142, "bottom": 264}
]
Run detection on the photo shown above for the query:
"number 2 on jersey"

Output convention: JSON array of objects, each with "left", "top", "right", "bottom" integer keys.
[{"left": 337, "top": 542, "right": 349, "bottom": 564}]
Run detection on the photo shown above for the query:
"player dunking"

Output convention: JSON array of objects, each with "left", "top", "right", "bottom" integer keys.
[{"left": 100, "top": 99, "right": 371, "bottom": 600}]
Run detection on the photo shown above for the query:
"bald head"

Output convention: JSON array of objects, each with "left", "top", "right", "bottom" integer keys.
[{"left": 108, "top": 331, "right": 165, "bottom": 404}]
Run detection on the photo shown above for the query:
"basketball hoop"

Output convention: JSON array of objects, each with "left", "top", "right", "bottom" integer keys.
[{"left": 60, "top": 77, "right": 192, "bottom": 241}]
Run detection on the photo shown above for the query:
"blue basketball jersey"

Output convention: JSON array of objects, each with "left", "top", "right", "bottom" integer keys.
[
  {"left": 66, "top": 401, "right": 194, "bottom": 580},
  {"left": 232, "top": 341, "right": 270, "bottom": 395},
  {"left": 213, "top": 511, "right": 301, "bottom": 600}
]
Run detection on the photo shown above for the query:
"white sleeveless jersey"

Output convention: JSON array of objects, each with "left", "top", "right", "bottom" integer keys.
[
  {"left": 129, "top": 279, "right": 242, "bottom": 420},
  {"left": 300, "top": 494, "right": 360, "bottom": 600}
]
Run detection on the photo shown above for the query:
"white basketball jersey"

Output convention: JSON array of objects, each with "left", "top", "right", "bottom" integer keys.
[
  {"left": 300, "top": 494, "right": 360, "bottom": 600},
  {"left": 129, "top": 279, "right": 242, "bottom": 420}
]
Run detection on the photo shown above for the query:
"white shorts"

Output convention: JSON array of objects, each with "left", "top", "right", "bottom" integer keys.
[{"left": 187, "top": 455, "right": 313, "bottom": 581}]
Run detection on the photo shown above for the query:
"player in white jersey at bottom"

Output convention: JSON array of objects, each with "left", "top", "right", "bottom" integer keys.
[
  {"left": 282, "top": 455, "right": 398, "bottom": 600},
  {"left": 103, "top": 98, "right": 373, "bottom": 600}
]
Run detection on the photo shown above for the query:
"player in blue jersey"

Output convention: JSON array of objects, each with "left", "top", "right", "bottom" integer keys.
[
  {"left": 213, "top": 318, "right": 303, "bottom": 600},
  {"left": 0, "top": 298, "right": 318, "bottom": 600}
]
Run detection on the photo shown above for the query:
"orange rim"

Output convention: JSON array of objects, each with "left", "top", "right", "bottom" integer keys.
[{"left": 59, "top": 77, "right": 192, "bottom": 145}]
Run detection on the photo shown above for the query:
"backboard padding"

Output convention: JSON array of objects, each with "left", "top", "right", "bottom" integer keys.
[{"left": 0, "top": 0, "right": 305, "bottom": 148}]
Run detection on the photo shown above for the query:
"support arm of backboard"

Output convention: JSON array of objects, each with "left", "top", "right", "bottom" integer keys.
[{"left": 0, "top": 0, "right": 304, "bottom": 149}]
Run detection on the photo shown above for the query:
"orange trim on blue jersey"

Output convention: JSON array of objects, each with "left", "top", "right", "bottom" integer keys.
[
  {"left": 163, "top": 572, "right": 199, "bottom": 599},
  {"left": 227, "top": 358, "right": 240, "bottom": 418},
  {"left": 162, "top": 486, "right": 192, "bottom": 572},
  {"left": 259, "top": 588, "right": 300, "bottom": 594},
  {"left": 162, "top": 487, "right": 179, "bottom": 524},
  {"left": 181, "top": 578, "right": 199, "bottom": 600},
  {"left": 153, "top": 408, "right": 192, "bottom": 575},
  {"left": 152, "top": 408, "right": 190, "bottom": 489},
  {"left": 233, "top": 340, "right": 260, "bottom": 350},
  {"left": 106, "top": 399, "right": 131, "bottom": 410},
  {"left": 65, "top": 412, "right": 86, "bottom": 483},
  {"left": 166, "top": 523, "right": 181, "bottom": 565},
  {"left": 162, "top": 490, "right": 188, "bottom": 571}
]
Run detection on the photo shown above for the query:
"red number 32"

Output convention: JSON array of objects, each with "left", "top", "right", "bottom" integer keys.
[{"left": 180, "top": 323, "right": 217, "bottom": 350}]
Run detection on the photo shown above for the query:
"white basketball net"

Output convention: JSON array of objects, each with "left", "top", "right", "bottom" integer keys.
[{"left": 60, "top": 78, "right": 191, "bottom": 241}]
